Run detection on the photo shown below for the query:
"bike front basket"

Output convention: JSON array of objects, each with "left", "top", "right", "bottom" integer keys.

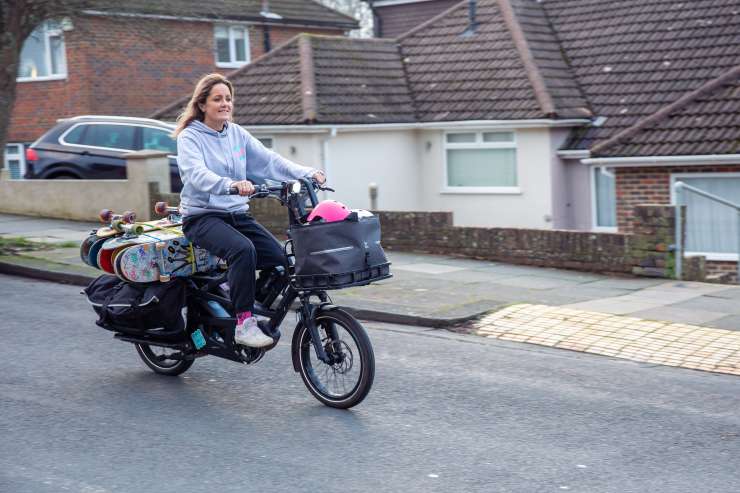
[{"left": 288, "top": 213, "right": 392, "bottom": 290}]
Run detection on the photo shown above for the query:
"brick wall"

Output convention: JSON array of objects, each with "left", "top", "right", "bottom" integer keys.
[
  {"left": 8, "top": 15, "right": 344, "bottom": 143},
  {"left": 616, "top": 165, "right": 740, "bottom": 283},
  {"left": 153, "top": 185, "right": 688, "bottom": 280},
  {"left": 250, "top": 26, "right": 343, "bottom": 58},
  {"left": 616, "top": 165, "right": 740, "bottom": 232}
]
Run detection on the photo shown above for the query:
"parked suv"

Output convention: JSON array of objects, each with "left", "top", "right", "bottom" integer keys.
[{"left": 24, "top": 116, "right": 183, "bottom": 192}]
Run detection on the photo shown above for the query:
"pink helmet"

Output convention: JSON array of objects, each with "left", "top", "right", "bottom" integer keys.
[{"left": 307, "top": 200, "right": 350, "bottom": 223}]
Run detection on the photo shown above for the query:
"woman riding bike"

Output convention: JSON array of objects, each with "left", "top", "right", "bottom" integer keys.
[{"left": 173, "top": 73, "right": 326, "bottom": 348}]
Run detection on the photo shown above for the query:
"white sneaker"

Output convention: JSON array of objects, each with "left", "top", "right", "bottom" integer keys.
[{"left": 234, "top": 317, "right": 274, "bottom": 348}]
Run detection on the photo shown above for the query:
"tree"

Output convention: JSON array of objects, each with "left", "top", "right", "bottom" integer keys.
[
  {"left": 1, "top": 1, "right": 91, "bottom": 168},
  {"left": 317, "top": 0, "right": 373, "bottom": 38}
]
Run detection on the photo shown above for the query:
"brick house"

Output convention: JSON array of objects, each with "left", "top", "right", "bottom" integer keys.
[
  {"left": 5, "top": 0, "right": 357, "bottom": 178},
  {"left": 154, "top": 0, "right": 740, "bottom": 275}
]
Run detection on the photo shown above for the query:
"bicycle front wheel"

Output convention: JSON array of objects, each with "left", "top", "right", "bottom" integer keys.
[{"left": 295, "top": 309, "right": 375, "bottom": 409}]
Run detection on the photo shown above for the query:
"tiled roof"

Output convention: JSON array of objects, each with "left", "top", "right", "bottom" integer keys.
[
  {"left": 152, "top": 0, "right": 740, "bottom": 158},
  {"left": 592, "top": 66, "right": 740, "bottom": 157},
  {"left": 153, "top": 35, "right": 416, "bottom": 125},
  {"left": 547, "top": 0, "right": 740, "bottom": 155},
  {"left": 87, "top": 0, "right": 358, "bottom": 29},
  {"left": 310, "top": 36, "right": 417, "bottom": 123},
  {"left": 398, "top": 0, "right": 591, "bottom": 121}
]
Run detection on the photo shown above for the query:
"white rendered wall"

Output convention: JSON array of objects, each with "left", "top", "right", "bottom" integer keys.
[{"left": 417, "top": 127, "right": 557, "bottom": 228}]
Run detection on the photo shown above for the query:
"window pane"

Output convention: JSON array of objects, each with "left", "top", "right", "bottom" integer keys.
[
  {"left": 483, "top": 132, "right": 514, "bottom": 143},
  {"left": 18, "top": 30, "right": 48, "bottom": 78},
  {"left": 233, "top": 28, "right": 246, "bottom": 62},
  {"left": 214, "top": 26, "right": 230, "bottom": 63},
  {"left": 81, "top": 125, "right": 136, "bottom": 150},
  {"left": 446, "top": 133, "right": 476, "bottom": 144},
  {"left": 681, "top": 176, "right": 740, "bottom": 254},
  {"left": 257, "top": 137, "right": 273, "bottom": 148},
  {"left": 142, "top": 127, "right": 177, "bottom": 154},
  {"left": 447, "top": 148, "right": 517, "bottom": 187},
  {"left": 64, "top": 125, "right": 87, "bottom": 144},
  {"left": 594, "top": 168, "right": 616, "bottom": 227},
  {"left": 49, "top": 34, "right": 66, "bottom": 75},
  {"left": 5, "top": 144, "right": 20, "bottom": 156}
]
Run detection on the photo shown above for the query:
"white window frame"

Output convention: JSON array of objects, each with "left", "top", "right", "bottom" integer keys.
[
  {"left": 591, "top": 165, "right": 618, "bottom": 232},
  {"left": 4, "top": 144, "right": 27, "bottom": 180},
  {"left": 441, "top": 130, "right": 520, "bottom": 194},
  {"left": 214, "top": 25, "right": 251, "bottom": 68},
  {"left": 17, "top": 21, "right": 67, "bottom": 82},
  {"left": 670, "top": 172, "right": 740, "bottom": 261}
]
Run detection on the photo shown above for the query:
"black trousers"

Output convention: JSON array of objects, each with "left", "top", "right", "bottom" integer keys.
[{"left": 183, "top": 211, "right": 286, "bottom": 314}]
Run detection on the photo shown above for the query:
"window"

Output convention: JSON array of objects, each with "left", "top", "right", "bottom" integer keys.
[
  {"left": 444, "top": 131, "right": 518, "bottom": 192},
  {"left": 592, "top": 166, "right": 617, "bottom": 229},
  {"left": 4, "top": 144, "right": 26, "bottom": 180},
  {"left": 63, "top": 124, "right": 136, "bottom": 151},
  {"left": 214, "top": 25, "right": 250, "bottom": 67},
  {"left": 17, "top": 21, "right": 67, "bottom": 81},
  {"left": 142, "top": 127, "right": 177, "bottom": 154},
  {"left": 63, "top": 125, "right": 87, "bottom": 144},
  {"left": 673, "top": 174, "right": 740, "bottom": 260},
  {"left": 256, "top": 137, "right": 273, "bottom": 149}
]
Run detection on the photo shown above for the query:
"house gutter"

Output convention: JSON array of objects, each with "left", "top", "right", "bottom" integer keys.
[
  {"left": 242, "top": 119, "right": 591, "bottom": 134},
  {"left": 581, "top": 154, "right": 740, "bottom": 167},
  {"left": 81, "top": 10, "right": 354, "bottom": 30}
]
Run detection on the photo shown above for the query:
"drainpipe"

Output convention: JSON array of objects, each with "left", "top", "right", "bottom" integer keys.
[
  {"left": 321, "top": 127, "right": 337, "bottom": 200},
  {"left": 262, "top": 0, "right": 272, "bottom": 52}
]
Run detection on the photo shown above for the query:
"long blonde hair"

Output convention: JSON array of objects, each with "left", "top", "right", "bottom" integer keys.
[{"left": 172, "top": 73, "right": 235, "bottom": 137}]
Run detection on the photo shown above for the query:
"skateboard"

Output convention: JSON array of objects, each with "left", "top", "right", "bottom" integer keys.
[
  {"left": 115, "top": 235, "right": 222, "bottom": 283},
  {"left": 81, "top": 203, "right": 182, "bottom": 268}
]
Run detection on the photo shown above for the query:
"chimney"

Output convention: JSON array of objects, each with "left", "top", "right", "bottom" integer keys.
[{"left": 461, "top": 0, "right": 479, "bottom": 37}]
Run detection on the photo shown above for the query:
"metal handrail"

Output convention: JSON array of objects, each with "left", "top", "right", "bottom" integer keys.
[{"left": 674, "top": 181, "right": 740, "bottom": 283}]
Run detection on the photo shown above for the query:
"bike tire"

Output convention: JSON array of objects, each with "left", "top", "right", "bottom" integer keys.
[
  {"left": 295, "top": 309, "right": 375, "bottom": 409},
  {"left": 135, "top": 343, "right": 194, "bottom": 376}
]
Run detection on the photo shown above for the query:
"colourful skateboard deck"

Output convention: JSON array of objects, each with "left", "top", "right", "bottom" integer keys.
[
  {"left": 116, "top": 236, "right": 221, "bottom": 283},
  {"left": 101, "top": 226, "right": 184, "bottom": 252},
  {"left": 96, "top": 216, "right": 180, "bottom": 239}
]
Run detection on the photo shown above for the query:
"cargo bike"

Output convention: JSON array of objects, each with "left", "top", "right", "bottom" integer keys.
[{"left": 84, "top": 179, "right": 391, "bottom": 409}]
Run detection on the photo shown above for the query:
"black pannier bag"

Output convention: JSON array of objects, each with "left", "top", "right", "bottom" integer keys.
[
  {"left": 84, "top": 275, "right": 188, "bottom": 334},
  {"left": 288, "top": 212, "right": 391, "bottom": 289}
]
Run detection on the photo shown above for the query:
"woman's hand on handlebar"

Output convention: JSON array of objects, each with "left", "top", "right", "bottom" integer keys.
[
  {"left": 230, "top": 180, "right": 255, "bottom": 196},
  {"left": 312, "top": 171, "right": 326, "bottom": 185}
]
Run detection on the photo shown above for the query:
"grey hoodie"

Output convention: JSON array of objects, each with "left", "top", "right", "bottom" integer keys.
[{"left": 177, "top": 120, "right": 317, "bottom": 216}]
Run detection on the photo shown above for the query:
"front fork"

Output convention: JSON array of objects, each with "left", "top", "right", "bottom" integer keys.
[{"left": 295, "top": 291, "right": 340, "bottom": 366}]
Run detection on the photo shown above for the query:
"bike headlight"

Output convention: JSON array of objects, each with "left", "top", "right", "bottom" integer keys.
[{"left": 290, "top": 181, "right": 302, "bottom": 195}]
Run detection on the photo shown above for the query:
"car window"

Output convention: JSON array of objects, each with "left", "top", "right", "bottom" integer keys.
[
  {"left": 80, "top": 124, "right": 136, "bottom": 150},
  {"left": 63, "top": 124, "right": 87, "bottom": 144},
  {"left": 142, "top": 127, "right": 177, "bottom": 154}
]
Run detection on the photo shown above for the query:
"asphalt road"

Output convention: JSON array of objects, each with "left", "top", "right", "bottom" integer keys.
[{"left": 1, "top": 274, "right": 740, "bottom": 493}]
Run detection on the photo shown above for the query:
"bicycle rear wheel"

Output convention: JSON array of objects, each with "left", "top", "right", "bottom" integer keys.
[{"left": 295, "top": 309, "right": 375, "bottom": 409}]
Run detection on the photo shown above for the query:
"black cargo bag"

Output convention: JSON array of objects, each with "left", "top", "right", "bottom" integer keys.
[
  {"left": 288, "top": 212, "right": 391, "bottom": 289},
  {"left": 84, "top": 275, "right": 188, "bottom": 333}
]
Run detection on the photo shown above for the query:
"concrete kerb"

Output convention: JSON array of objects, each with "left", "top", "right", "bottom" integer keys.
[{"left": 0, "top": 258, "right": 489, "bottom": 328}]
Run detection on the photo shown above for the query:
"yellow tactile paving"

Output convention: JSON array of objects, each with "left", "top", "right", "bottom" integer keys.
[{"left": 473, "top": 304, "right": 740, "bottom": 376}]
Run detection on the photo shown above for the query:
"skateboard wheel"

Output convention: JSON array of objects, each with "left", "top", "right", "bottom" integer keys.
[
  {"left": 159, "top": 274, "right": 171, "bottom": 282},
  {"left": 99, "top": 209, "right": 113, "bottom": 222},
  {"left": 121, "top": 211, "right": 136, "bottom": 224},
  {"left": 154, "top": 202, "right": 168, "bottom": 215}
]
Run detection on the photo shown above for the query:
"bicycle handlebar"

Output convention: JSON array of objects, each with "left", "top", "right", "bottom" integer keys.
[{"left": 227, "top": 178, "right": 332, "bottom": 199}]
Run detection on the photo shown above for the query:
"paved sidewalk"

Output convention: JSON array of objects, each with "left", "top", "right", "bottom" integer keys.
[{"left": 2, "top": 213, "right": 739, "bottom": 376}]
